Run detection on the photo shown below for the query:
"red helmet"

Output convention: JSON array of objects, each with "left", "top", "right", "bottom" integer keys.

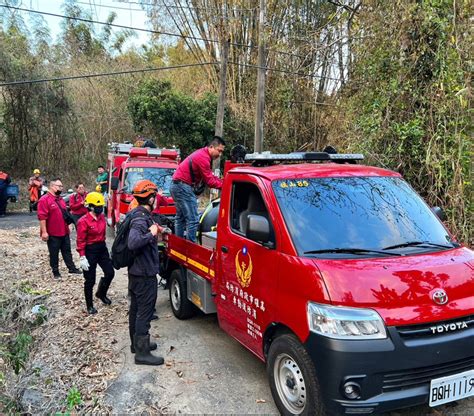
[{"left": 132, "top": 180, "right": 158, "bottom": 198}]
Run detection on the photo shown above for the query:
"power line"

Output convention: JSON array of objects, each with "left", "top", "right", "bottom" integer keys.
[
  {"left": 0, "top": 62, "right": 216, "bottom": 87},
  {"left": 229, "top": 61, "right": 344, "bottom": 83},
  {"left": 76, "top": 1, "right": 146, "bottom": 13},
  {"left": 0, "top": 4, "right": 339, "bottom": 61},
  {"left": 0, "top": 58, "right": 346, "bottom": 87},
  {"left": 0, "top": 4, "right": 222, "bottom": 45},
  {"left": 115, "top": 0, "right": 256, "bottom": 12}
]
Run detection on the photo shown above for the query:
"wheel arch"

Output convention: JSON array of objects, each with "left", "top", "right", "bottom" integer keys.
[{"left": 263, "top": 323, "right": 301, "bottom": 360}]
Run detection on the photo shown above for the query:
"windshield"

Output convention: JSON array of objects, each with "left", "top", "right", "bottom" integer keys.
[
  {"left": 124, "top": 167, "right": 175, "bottom": 195},
  {"left": 272, "top": 177, "right": 455, "bottom": 258}
]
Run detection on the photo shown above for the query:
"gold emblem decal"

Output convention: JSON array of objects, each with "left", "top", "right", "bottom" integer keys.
[{"left": 235, "top": 249, "right": 253, "bottom": 288}]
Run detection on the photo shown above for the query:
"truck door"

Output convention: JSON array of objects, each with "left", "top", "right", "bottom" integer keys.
[{"left": 216, "top": 176, "right": 279, "bottom": 358}]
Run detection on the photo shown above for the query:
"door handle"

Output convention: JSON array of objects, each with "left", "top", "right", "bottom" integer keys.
[{"left": 221, "top": 246, "right": 228, "bottom": 253}]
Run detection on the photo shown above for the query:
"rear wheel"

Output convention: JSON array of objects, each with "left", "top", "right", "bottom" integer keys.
[
  {"left": 267, "top": 334, "right": 326, "bottom": 416},
  {"left": 169, "top": 269, "right": 196, "bottom": 319}
]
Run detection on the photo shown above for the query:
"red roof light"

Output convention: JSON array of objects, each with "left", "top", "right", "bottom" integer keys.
[{"left": 129, "top": 148, "right": 179, "bottom": 160}]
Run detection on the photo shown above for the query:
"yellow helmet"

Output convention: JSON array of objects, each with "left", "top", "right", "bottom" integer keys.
[
  {"left": 85, "top": 192, "right": 105, "bottom": 207},
  {"left": 33, "top": 169, "right": 41, "bottom": 174},
  {"left": 95, "top": 184, "right": 102, "bottom": 192}
]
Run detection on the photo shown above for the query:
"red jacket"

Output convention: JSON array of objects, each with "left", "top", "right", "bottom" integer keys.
[
  {"left": 76, "top": 212, "right": 106, "bottom": 256},
  {"left": 172, "top": 147, "right": 223, "bottom": 189},
  {"left": 37, "top": 192, "right": 69, "bottom": 237},
  {"left": 69, "top": 192, "right": 88, "bottom": 216}
]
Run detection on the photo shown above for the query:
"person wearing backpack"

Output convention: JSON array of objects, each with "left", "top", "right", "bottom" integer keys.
[
  {"left": 127, "top": 180, "right": 169, "bottom": 366},
  {"left": 76, "top": 192, "right": 115, "bottom": 315}
]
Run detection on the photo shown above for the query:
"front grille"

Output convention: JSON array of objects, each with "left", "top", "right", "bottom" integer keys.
[
  {"left": 382, "top": 356, "right": 474, "bottom": 392},
  {"left": 396, "top": 315, "right": 474, "bottom": 339}
]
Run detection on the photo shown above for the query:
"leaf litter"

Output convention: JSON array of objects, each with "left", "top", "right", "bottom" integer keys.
[{"left": 0, "top": 227, "right": 125, "bottom": 413}]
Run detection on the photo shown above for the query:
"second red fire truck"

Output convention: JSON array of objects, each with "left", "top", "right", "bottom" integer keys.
[{"left": 106, "top": 143, "right": 179, "bottom": 228}]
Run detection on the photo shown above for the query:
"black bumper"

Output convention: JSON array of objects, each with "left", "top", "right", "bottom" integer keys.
[{"left": 304, "top": 326, "right": 474, "bottom": 415}]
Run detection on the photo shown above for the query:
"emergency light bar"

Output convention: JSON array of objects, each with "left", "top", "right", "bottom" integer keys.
[
  {"left": 129, "top": 148, "right": 179, "bottom": 160},
  {"left": 245, "top": 151, "right": 364, "bottom": 166},
  {"left": 108, "top": 142, "right": 179, "bottom": 160}
]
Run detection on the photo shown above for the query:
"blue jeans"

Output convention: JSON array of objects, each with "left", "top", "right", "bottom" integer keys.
[{"left": 170, "top": 181, "right": 199, "bottom": 242}]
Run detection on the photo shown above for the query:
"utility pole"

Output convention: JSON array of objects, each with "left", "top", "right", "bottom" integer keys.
[
  {"left": 254, "top": 0, "right": 266, "bottom": 153},
  {"left": 212, "top": 6, "right": 229, "bottom": 199},
  {"left": 214, "top": 38, "right": 229, "bottom": 141}
]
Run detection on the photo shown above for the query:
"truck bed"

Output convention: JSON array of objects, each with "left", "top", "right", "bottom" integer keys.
[{"left": 166, "top": 234, "right": 216, "bottom": 281}]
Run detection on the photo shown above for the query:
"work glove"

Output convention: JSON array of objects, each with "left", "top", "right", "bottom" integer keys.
[
  {"left": 161, "top": 227, "right": 172, "bottom": 235},
  {"left": 80, "top": 256, "right": 90, "bottom": 272}
]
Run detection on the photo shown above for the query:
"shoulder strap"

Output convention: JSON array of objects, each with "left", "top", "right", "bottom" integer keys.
[
  {"left": 188, "top": 157, "right": 196, "bottom": 185},
  {"left": 55, "top": 199, "right": 69, "bottom": 216}
]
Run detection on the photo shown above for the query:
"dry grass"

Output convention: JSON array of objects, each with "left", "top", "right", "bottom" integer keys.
[{"left": 0, "top": 227, "right": 126, "bottom": 413}]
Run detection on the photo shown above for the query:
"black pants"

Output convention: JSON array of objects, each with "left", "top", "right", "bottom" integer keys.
[
  {"left": 84, "top": 242, "right": 115, "bottom": 308},
  {"left": 0, "top": 190, "right": 7, "bottom": 215},
  {"left": 128, "top": 274, "right": 157, "bottom": 341},
  {"left": 46, "top": 235, "right": 76, "bottom": 274},
  {"left": 71, "top": 214, "right": 84, "bottom": 227}
]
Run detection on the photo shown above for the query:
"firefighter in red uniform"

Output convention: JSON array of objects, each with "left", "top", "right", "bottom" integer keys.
[
  {"left": 69, "top": 183, "right": 88, "bottom": 224},
  {"left": 76, "top": 192, "right": 115, "bottom": 314},
  {"left": 170, "top": 136, "right": 225, "bottom": 242}
]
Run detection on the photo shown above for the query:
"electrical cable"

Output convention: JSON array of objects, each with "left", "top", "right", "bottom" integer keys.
[
  {"left": 228, "top": 61, "right": 344, "bottom": 82},
  {"left": 117, "top": 0, "right": 257, "bottom": 12},
  {"left": 0, "top": 62, "right": 217, "bottom": 87},
  {"left": 0, "top": 4, "right": 222, "bottom": 45},
  {"left": 0, "top": 4, "right": 346, "bottom": 60},
  {"left": 0, "top": 58, "right": 345, "bottom": 86}
]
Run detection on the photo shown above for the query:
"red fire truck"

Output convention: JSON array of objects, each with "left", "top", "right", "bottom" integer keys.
[
  {"left": 106, "top": 143, "right": 179, "bottom": 228},
  {"left": 163, "top": 151, "right": 474, "bottom": 415}
]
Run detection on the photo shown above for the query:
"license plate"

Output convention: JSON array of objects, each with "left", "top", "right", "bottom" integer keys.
[{"left": 429, "top": 369, "right": 474, "bottom": 407}]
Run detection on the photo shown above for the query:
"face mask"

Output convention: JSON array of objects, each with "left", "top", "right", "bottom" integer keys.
[
  {"left": 93, "top": 206, "right": 103, "bottom": 215},
  {"left": 55, "top": 190, "right": 62, "bottom": 196},
  {"left": 148, "top": 196, "right": 155, "bottom": 209}
]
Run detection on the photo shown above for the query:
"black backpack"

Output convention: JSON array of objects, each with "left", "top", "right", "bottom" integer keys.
[{"left": 111, "top": 211, "right": 140, "bottom": 270}]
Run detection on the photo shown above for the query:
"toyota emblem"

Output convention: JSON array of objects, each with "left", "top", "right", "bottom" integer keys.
[{"left": 431, "top": 289, "right": 448, "bottom": 305}]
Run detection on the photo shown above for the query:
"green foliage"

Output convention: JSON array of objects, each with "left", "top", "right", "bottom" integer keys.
[
  {"left": 6, "top": 331, "right": 33, "bottom": 375},
  {"left": 18, "top": 280, "right": 51, "bottom": 297},
  {"left": 128, "top": 79, "right": 249, "bottom": 156},
  {"left": 66, "top": 386, "right": 83, "bottom": 410},
  {"left": 339, "top": 0, "right": 472, "bottom": 243}
]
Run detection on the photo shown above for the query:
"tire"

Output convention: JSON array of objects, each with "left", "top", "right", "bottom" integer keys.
[
  {"left": 267, "top": 333, "right": 327, "bottom": 416},
  {"left": 168, "top": 269, "right": 196, "bottom": 320}
]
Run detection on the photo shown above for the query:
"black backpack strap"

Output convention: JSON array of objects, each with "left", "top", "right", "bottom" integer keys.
[{"left": 188, "top": 157, "right": 196, "bottom": 185}]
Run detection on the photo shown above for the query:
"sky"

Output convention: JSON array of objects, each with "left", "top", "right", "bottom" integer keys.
[{"left": 25, "top": 0, "right": 151, "bottom": 48}]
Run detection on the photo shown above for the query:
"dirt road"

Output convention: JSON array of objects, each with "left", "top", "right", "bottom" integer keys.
[{"left": 1, "top": 211, "right": 472, "bottom": 415}]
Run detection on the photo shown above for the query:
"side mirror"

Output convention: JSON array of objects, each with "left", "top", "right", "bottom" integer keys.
[
  {"left": 246, "top": 215, "right": 274, "bottom": 248},
  {"left": 110, "top": 176, "right": 119, "bottom": 191},
  {"left": 432, "top": 206, "right": 447, "bottom": 222}
]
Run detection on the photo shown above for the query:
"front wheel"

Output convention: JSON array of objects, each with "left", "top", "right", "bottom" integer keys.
[
  {"left": 267, "top": 334, "right": 327, "bottom": 416},
  {"left": 168, "top": 269, "right": 196, "bottom": 320}
]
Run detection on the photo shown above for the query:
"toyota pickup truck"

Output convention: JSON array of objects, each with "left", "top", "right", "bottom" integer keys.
[{"left": 163, "top": 150, "right": 474, "bottom": 415}]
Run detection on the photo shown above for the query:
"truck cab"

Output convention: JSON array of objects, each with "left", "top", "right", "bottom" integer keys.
[
  {"left": 106, "top": 143, "right": 179, "bottom": 227},
  {"left": 164, "top": 151, "right": 474, "bottom": 416}
]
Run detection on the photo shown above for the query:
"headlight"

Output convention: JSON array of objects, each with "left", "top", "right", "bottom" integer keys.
[{"left": 307, "top": 302, "right": 387, "bottom": 339}]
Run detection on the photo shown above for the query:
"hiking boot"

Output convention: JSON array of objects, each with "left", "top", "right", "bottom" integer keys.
[
  {"left": 53, "top": 272, "right": 62, "bottom": 279},
  {"left": 131, "top": 339, "right": 158, "bottom": 354},
  {"left": 96, "top": 295, "right": 111, "bottom": 305},
  {"left": 95, "top": 279, "right": 112, "bottom": 305},
  {"left": 87, "top": 306, "right": 97, "bottom": 315},
  {"left": 134, "top": 335, "right": 164, "bottom": 366},
  {"left": 69, "top": 268, "right": 82, "bottom": 275}
]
